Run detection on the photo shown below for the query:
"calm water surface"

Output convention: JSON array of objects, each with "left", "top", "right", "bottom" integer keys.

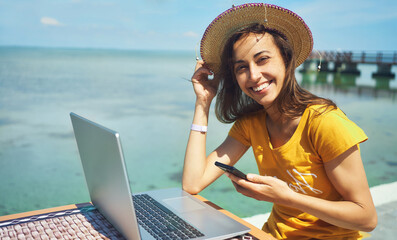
[{"left": 0, "top": 47, "right": 396, "bottom": 218}]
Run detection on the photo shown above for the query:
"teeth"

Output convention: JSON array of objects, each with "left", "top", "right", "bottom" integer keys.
[{"left": 253, "top": 82, "right": 270, "bottom": 92}]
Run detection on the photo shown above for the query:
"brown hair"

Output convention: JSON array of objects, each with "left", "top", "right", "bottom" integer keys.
[{"left": 215, "top": 23, "right": 336, "bottom": 123}]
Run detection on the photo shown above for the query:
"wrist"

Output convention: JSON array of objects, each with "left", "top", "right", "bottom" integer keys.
[
  {"left": 191, "top": 124, "right": 208, "bottom": 133},
  {"left": 281, "top": 188, "right": 300, "bottom": 207},
  {"left": 195, "top": 97, "right": 212, "bottom": 111},
  {"left": 194, "top": 104, "right": 211, "bottom": 120}
]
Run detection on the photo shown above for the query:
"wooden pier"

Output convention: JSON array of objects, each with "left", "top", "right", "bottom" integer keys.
[{"left": 301, "top": 51, "right": 397, "bottom": 78}]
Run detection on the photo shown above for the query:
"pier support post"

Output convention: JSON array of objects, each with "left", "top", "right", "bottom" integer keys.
[
  {"left": 341, "top": 62, "right": 360, "bottom": 75},
  {"left": 372, "top": 63, "right": 395, "bottom": 78},
  {"left": 340, "top": 74, "right": 358, "bottom": 87},
  {"left": 374, "top": 76, "right": 393, "bottom": 90},
  {"left": 332, "top": 62, "right": 342, "bottom": 72},
  {"left": 372, "top": 75, "right": 395, "bottom": 98},
  {"left": 332, "top": 73, "right": 358, "bottom": 89},
  {"left": 318, "top": 61, "right": 329, "bottom": 72}
]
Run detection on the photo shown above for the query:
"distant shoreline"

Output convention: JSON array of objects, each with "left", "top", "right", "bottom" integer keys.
[{"left": 0, "top": 45, "right": 194, "bottom": 55}]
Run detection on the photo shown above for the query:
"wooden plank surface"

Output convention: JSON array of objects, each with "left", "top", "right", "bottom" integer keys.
[{"left": 0, "top": 197, "right": 276, "bottom": 239}]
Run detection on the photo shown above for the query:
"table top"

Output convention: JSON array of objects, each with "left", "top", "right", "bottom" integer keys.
[{"left": 0, "top": 195, "right": 275, "bottom": 240}]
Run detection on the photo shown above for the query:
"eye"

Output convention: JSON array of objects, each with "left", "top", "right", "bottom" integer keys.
[
  {"left": 257, "top": 56, "right": 269, "bottom": 64},
  {"left": 234, "top": 64, "right": 247, "bottom": 74}
]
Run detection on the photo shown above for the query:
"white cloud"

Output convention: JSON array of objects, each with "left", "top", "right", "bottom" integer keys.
[
  {"left": 40, "top": 17, "right": 62, "bottom": 26},
  {"left": 183, "top": 31, "right": 198, "bottom": 38}
]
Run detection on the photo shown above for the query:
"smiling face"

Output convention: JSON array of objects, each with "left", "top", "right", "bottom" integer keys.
[{"left": 232, "top": 32, "right": 286, "bottom": 109}]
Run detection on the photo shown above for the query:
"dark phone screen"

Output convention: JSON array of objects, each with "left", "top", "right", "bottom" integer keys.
[{"left": 214, "top": 161, "right": 247, "bottom": 180}]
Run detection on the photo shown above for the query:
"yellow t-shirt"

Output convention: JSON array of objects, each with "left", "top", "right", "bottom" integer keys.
[{"left": 229, "top": 105, "right": 368, "bottom": 240}]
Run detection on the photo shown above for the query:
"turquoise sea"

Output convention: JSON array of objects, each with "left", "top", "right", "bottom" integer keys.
[{"left": 0, "top": 46, "right": 396, "bottom": 219}]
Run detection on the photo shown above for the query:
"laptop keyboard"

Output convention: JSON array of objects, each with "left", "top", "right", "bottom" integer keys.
[
  {"left": 0, "top": 207, "right": 125, "bottom": 240},
  {"left": 0, "top": 195, "right": 205, "bottom": 240},
  {"left": 133, "top": 194, "right": 204, "bottom": 240}
]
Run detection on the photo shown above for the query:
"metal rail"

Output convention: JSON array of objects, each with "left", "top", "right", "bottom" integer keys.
[{"left": 308, "top": 51, "right": 397, "bottom": 64}]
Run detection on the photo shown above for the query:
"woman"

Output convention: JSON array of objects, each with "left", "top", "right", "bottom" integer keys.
[{"left": 183, "top": 3, "right": 377, "bottom": 239}]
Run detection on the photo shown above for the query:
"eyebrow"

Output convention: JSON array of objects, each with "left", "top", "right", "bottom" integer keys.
[{"left": 233, "top": 50, "right": 271, "bottom": 65}]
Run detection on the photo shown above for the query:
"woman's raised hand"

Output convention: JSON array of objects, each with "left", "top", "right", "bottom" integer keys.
[{"left": 191, "top": 60, "right": 219, "bottom": 106}]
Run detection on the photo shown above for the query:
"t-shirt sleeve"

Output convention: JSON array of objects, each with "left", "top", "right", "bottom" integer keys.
[
  {"left": 228, "top": 117, "right": 251, "bottom": 147},
  {"left": 311, "top": 109, "right": 368, "bottom": 162}
]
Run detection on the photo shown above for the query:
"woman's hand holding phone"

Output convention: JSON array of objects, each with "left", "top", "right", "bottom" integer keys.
[{"left": 215, "top": 161, "right": 293, "bottom": 205}]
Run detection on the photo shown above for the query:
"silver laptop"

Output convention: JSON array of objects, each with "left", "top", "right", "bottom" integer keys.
[{"left": 70, "top": 112, "right": 250, "bottom": 240}]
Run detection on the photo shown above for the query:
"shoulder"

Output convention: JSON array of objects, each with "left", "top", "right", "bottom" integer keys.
[
  {"left": 305, "top": 104, "right": 346, "bottom": 128},
  {"left": 306, "top": 104, "right": 340, "bottom": 117},
  {"left": 306, "top": 105, "right": 367, "bottom": 161},
  {"left": 305, "top": 104, "right": 367, "bottom": 141}
]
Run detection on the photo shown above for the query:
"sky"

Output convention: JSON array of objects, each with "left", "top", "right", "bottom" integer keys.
[{"left": 0, "top": 0, "right": 396, "bottom": 52}]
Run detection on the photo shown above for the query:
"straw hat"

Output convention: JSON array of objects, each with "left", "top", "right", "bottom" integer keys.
[{"left": 200, "top": 3, "right": 313, "bottom": 73}]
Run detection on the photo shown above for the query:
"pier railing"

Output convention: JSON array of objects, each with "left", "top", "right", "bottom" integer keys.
[
  {"left": 303, "top": 51, "right": 396, "bottom": 77},
  {"left": 308, "top": 51, "right": 397, "bottom": 65}
]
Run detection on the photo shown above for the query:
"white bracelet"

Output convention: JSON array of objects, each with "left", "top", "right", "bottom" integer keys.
[{"left": 191, "top": 124, "right": 208, "bottom": 133}]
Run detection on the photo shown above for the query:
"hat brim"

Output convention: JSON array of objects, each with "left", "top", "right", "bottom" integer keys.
[{"left": 200, "top": 3, "right": 313, "bottom": 73}]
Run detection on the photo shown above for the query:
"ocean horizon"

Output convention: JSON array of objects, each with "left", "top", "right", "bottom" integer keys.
[{"left": 0, "top": 46, "right": 396, "bottom": 218}]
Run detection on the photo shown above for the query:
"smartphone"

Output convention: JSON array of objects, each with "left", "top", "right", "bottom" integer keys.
[{"left": 215, "top": 161, "right": 247, "bottom": 180}]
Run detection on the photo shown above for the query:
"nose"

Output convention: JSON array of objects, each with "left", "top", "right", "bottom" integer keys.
[{"left": 249, "top": 64, "right": 261, "bottom": 82}]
